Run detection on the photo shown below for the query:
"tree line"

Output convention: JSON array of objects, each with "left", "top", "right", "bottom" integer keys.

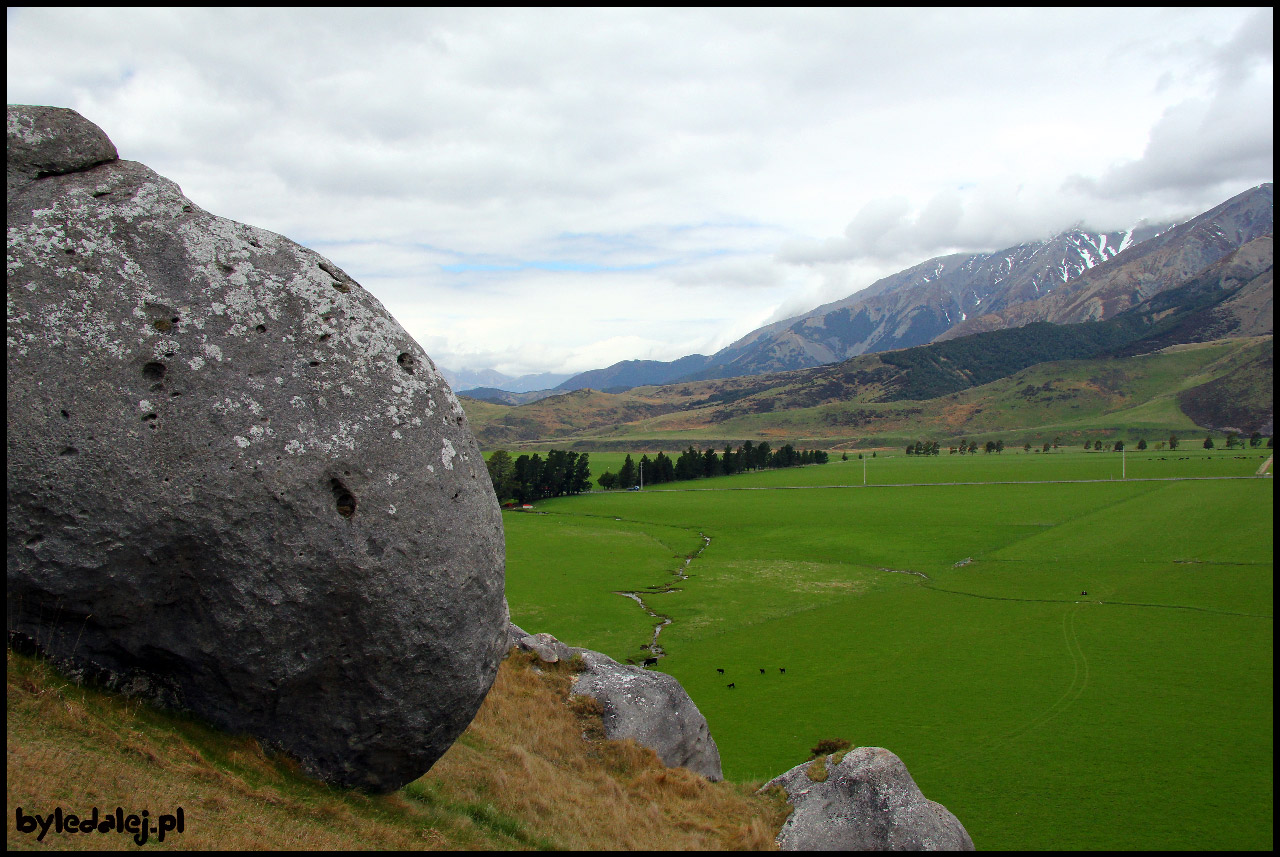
[
  {"left": 906, "top": 439, "right": 1006, "bottom": 454},
  {"left": 485, "top": 449, "right": 592, "bottom": 504},
  {"left": 599, "top": 442, "right": 829, "bottom": 490}
]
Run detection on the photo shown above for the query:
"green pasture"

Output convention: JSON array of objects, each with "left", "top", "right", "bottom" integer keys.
[{"left": 503, "top": 453, "right": 1273, "bottom": 850}]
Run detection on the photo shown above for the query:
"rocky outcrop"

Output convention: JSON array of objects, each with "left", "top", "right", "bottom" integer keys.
[
  {"left": 507, "top": 627, "right": 723, "bottom": 781},
  {"left": 510, "top": 624, "right": 580, "bottom": 664},
  {"left": 7, "top": 105, "right": 507, "bottom": 792},
  {"left": 572, "top": 648, "right": 723, "bottom": 782},
  {"left": 761, "top": 746, "right": 975, "bottom": 850}
]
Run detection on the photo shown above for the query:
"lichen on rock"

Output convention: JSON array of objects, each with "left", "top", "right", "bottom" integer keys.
[
  {"left": 761, "top": 746, "right": 975, "bottom": 850},
  {"left": 6, "top": 104, "right": 507, "bottom": 793}
]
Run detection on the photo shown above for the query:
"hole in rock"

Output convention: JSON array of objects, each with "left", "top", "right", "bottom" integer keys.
[
  {"left": 142, "top": 362, "right": 167, "bottom": 382},
  {"left": 60, "top": 447, "right": 78, "bottom": 456},
  {"left": 331, "top": 479, "right": 357, "bottom": 518},
  {"left": 397, "top": 353, "right": 415, "bottom": 374},
  {"left": 255, "top": 324, "right": 267, "bottom": 333}
]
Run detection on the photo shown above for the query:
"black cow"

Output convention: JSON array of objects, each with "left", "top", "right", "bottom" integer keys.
[
  {"left": 727, "top": 682, "right": 735, "bottom": 689},
  {"left": 759, "top": 668, "right": 765, "bottom": 674},
  {"left": 716, "top": 668, "right": 725, "bottom": 674},
  {"left": 779, "top": 667, "right": 786, "bottom": 674},
  {"left": 642, "top": 657, "right": 658, "bottom": 667}
]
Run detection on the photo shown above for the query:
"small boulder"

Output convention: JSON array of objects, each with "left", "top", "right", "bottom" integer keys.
[
  {"left": 761, "top": 746, "right": 974, "bottom": 850},
  {"left": 515, "top": 631, "right": 581, "bottom": 664},
  {"left": 7, "top": 105, "right": 118, "bottom": 194},
  {"left": 572, "top": 648, "right": 722, "bottom": 781}
]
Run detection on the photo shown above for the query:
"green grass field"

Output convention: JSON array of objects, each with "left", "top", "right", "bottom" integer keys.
[{"left": 503, "top": 450, "right": 1273, "bottom": 850}]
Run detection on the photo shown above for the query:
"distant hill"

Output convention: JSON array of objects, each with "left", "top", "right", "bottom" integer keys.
[
  {"left": 555, "top": 354, "right": 715, "bottom": 392},
  {"left": 439, "top": 366, "right": 575, "bottom": 393},
  {"left": 457, "top": 387, "right": 567, "bottom": 405}
]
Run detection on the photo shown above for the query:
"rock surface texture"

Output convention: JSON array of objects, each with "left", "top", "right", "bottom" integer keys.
[
  {"left": 7, "top": 105, "right": 507, "bottom": 792},
  {"left": 761, "top": 746, "right": 975, "bottom": 850},
  {"left": 572, "top": 648, "right": 723, "bottom": 782}
]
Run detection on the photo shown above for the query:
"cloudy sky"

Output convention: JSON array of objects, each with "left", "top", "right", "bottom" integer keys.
[{"left": 7, "top": 8, "right": 1273, "bottom": 382}]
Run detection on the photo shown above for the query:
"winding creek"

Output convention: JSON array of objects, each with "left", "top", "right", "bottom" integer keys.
[{"left": 614, "top": 531, "right": 711, "bottom": 661}]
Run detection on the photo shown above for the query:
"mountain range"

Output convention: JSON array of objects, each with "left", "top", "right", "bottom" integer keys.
[
  {"left": 472, "top": 183, "right": 1268, "bottom": 400},
  {"left": 442, "top": 366, "right": 575, "bottom": 395},
  {"left": 458, "top": 185, "right": 1273, "bottom": 447}
]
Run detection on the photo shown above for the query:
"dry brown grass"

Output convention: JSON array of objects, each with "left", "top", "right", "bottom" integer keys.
[{"left": 7, "top": 648, "right": 789, "bottom": 850}]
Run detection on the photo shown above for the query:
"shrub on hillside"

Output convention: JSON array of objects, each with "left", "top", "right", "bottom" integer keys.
[{"left": 810, "top": 737, "right": 851, "bottom": 757}]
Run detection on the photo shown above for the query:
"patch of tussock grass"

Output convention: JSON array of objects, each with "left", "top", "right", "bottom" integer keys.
[{"left": 8, "top": 646, "right": 790, "bottom": 850}]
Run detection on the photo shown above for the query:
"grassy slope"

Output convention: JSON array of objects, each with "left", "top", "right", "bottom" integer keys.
[
  {"left": 462, "top": 338, "right": 1273, "bottom": 450},
  {"left": 7, "top": 649, "right": 788, "bottom": 851},
  {"left": 504, "top": 454, "right": 1273, "bottom": 850}
]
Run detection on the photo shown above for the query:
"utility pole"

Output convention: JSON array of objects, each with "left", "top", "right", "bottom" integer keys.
[
  {"left": 863, "top": 455, "right": 867, "bottom": 486},
  {"left": 639, "top": 460, "right": 644, "bottom": 490},
  {"left": 1122, "top": 446, "right": 1125, "bottom": 480}
]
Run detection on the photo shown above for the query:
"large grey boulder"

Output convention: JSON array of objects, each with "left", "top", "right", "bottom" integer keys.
[
  {"left": 761, "top": 746, "right": 975, "bottom": 850},
  {"left": 6, "top": 105, "right": 508, "bottom": 792},
  {"left": 572, "top": 648, "right": 723, "bottom": 781}
]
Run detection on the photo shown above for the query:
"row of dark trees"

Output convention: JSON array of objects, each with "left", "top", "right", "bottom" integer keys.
[
  {"left": 908, "top": 433, "right": 1273, "bottom": 456},
  {"left": 599, "top": 442, "right": 829, "bottom": 490},
  {"left": 486, "top": 449, "right": 592, "bottom": 504},
  {"left": 906, "top": 439, "right": 1004, "bottom": 454}
]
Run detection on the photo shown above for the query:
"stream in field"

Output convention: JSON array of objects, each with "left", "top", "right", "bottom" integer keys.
[{"left": 614, "top": 532, "right": 710, "bottom": 661}]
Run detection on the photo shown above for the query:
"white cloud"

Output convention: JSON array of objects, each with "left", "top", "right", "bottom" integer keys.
[{"left": 6, "top": 7, "right": 1272, "bottom": 377}]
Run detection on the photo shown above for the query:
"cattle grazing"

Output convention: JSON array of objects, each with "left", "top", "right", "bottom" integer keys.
[
  {"left": 759, "top": 668, "right": 765, "bottom": 674},
  {"left": 716, "top": 668, "right": 724, "bottom": 674},
  {"left": 1081, "top": 591, "right": 1088, "bottom": 596},
  {"left": 727, "top": 682, "right": 735, "bottom": 689},
  {"left": 642, "top": 657, "right": 659, "bottom": 667},
  {"left": 779, "top": 667, "right": 786, "bottom": 674}
]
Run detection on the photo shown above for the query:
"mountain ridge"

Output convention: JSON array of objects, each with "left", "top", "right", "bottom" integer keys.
[
  {"left": 545, "top": 184, "right": 1270, "bottom": 394},
  {"left": 460, "top": 231, "right": 1273, "bottom": 447},
  {"left": 938, "top": 183, "right": 1273, "bottom": 339}
]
